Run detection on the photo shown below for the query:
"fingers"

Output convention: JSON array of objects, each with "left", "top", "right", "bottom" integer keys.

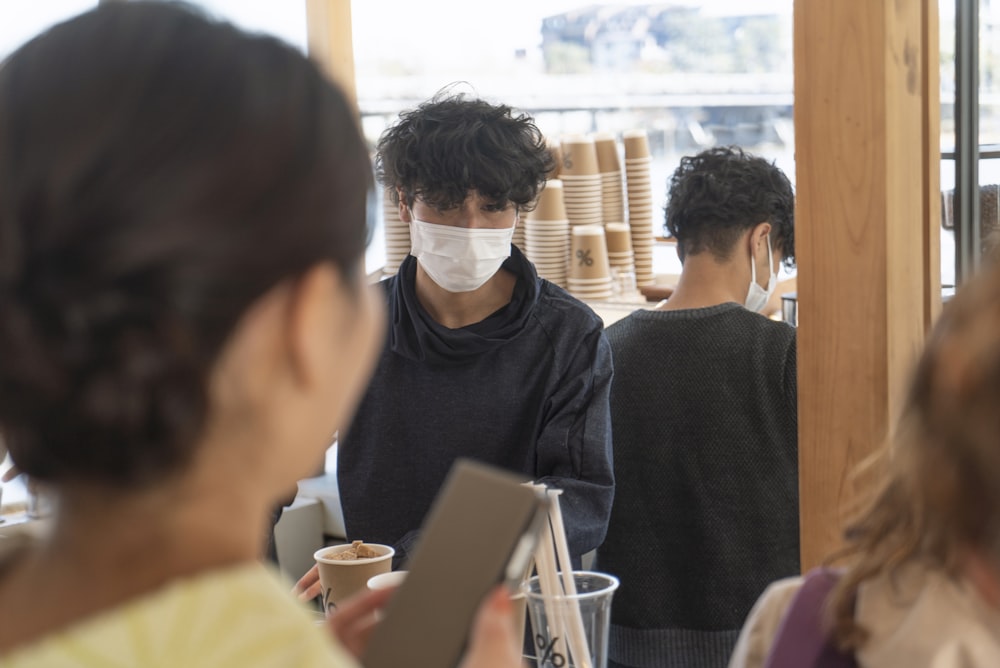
[
  {"left": 329, "top": 585, "right": 396, "bottom": 624},
  {"left": 1, "top": 466, "right": 20, "bottom": 483},
  {"left": 459, "top": 586, "right": 525, "bottom": 668},
  {"left": 293, "top": 564, "right": 322, "bottom": 601},
  {"left": 297, "top": 580, "right": 323, "bottom": 603},
  {"left": 321, "top": 584, "right": 524, "bottom": 667},
  {"left": 326, "top": 586, "right": 397, "bottom": 659}
]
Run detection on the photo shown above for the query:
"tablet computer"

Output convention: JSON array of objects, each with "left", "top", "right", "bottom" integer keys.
[{"left": 362, "top": 458, "right": 549, "bottom": 668}]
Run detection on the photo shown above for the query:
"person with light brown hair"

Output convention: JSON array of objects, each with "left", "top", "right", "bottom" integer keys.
[{"left": 729, "top": 263, "right": 1000, "bottom": 668}]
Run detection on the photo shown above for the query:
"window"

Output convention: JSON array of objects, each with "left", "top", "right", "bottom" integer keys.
[
  {"left": 0, "top": 0, "right": 97, "bottom": 60},
  {"left": 353, "top": 0, "right": 795, "bottom": 283},
  {"left": 1, "top": 2, "right": 308, "bottom": 62},
  {"left": 939, "top": 0, "right": 1000, "bottom": 290},
  {"left": 188, "top": 0, "right": 307, "bottom": 52}
]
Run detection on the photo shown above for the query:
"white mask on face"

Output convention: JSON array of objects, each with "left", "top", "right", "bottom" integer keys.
[
  {"left": 409, "top": 218, "right": 515, "bottom": 293},
  {"left": 744, "top": 234, "right": 777, "bottom": 313}
]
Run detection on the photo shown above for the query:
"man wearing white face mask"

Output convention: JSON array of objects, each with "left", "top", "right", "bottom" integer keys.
[
  {"left": 744, "top": 233, "right": 779, "bottom": 314},
  {"left": 332, "top": 92, "right": 615, "bottom": 573},
  {"left": 595, "top": 146, "right": 798, "bottom": 668}
]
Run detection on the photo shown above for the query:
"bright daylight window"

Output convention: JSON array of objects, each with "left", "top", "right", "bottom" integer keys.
[
  {"left": 0, "top": 1, "right": 797, "bottom": 282},
  {"left": 0, "top": 0, "right": 97, "bottom": 57},
  {"left": 939, "top": 0, "right": 1000, "bottom": 291},
  {"left": 351, "top": 0, "right": 795, "bottom": 281}
]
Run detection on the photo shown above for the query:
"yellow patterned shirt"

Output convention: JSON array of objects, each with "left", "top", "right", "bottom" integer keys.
[{"left": 1, "top": 562, "right": 358, "bottom": 667}]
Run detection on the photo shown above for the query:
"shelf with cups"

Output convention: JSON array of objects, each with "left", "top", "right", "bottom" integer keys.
[
  {"left": 381, "top": 187, "right": 409, "bottom": 278},
  {"left": 521, "top": 128, "right": 661, "bottom": 304},
  {"left": 377, "top": 129, "right": 672, "bottom": 309}
]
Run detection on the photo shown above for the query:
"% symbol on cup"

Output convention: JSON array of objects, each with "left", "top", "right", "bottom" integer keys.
[
  {"left": 576, "top": 249, "right": 593, "bottom": 266},
  {"left": 536, "top": 634, "right": 566, "bottom": 667},
  {"left": 323, "top": 588, "right": 338, "bottom": 614}
]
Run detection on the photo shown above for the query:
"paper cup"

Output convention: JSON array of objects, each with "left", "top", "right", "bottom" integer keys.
[
  {"left": 367, "top": 570, "right": 408, "bottom": 591},
  {"left": 546, "top": 139, "right": 562, "bottom": 179},
  {"left": 314, "top": 543, "right": 394, "bottom": 614},
  {"left": 592, "top": 132, "right": 621, "bottom": 173},
  {"left": 570, "top": 225, "right": 611, "bottom": 280},
  {"left": 605, "top": 223, "right": 633, "bottom": 253},
  {"left": 532, "top": 180, "right": 569, "bottom": 221},
  {"left": 559, "top": 135, "right": 599, "bottom": 177},
  {"left": 622, "top": 130, "right": 651, "bottom": 159}
]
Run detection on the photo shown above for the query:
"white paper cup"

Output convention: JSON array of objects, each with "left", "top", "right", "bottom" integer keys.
[{"left": 367, "top": 570, "right": 408, "bottom": 591}]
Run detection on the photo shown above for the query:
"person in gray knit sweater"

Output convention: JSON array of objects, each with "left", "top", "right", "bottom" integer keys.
[{"left": 595, "top": 146, "right": 799, "bottom": 668}]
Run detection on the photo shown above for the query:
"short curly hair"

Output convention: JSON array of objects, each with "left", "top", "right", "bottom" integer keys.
[
  {"left": 375, "top": 90, "right": 554, "bottom": 212},
  {"left": 664, "top": 146, "right": 795, "bottom": 268}
]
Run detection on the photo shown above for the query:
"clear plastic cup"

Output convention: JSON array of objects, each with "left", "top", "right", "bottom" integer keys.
[{"left": 524, "top": 571, "right": 619, "bottom": 668}]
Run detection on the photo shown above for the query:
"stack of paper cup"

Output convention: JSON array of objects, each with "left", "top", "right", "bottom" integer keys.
[
  {"left": 545, "top": 137, "right": 562, "bottom": 180},
  {"left": 567, "top": 224, "right": 613, "bottom": 300},
  {"left": 605, "top": 222, "right": 637, "bottom": 296},
  {"left": 382, "top": 188, "right": 410, "bottom": 277},
  {"left": 593, "top": 132, "right": 625, "bottom": 227},
  {"left": 623, "top": 129, "right": 656, "bottom": 287},
  {"left": 525, "top": 179, "right": 571, "bottom": 287},
  {"left": 559, "top": 135, "right": 603, "bottom": 230},
  {"left": 512, "top": 218, "right": 526, "bottom": 252}
]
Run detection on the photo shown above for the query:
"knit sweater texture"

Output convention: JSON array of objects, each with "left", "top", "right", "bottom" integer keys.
[
  {"left": 596, "top": 303, "right": 799, "bottom": 668},
  {"left": 337, "top": 246, "right": 614, "bottom": 567}
]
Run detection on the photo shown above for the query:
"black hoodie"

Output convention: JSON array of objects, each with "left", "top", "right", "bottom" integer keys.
[{"left": 337, "top": 245, "right": 615, "bottom": 567}]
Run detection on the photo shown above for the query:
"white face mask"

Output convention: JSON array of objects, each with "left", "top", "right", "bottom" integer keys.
[
  {"left": 744, "top": 235, "right": 777, "bottom": 313},
  {"left": 409, "top": 218, "right": 515, "bottom": 293}
]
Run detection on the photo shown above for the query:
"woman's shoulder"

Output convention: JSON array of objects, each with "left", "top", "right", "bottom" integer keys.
[
  {"left": 3, "top": 562, "right": 357, "bottom": 668},
  {"left": 856, "top": 565, "right": 1000, "bottom": 668},
  {"left": 728, "top": 575, "right": 805, "bottom": 668}
]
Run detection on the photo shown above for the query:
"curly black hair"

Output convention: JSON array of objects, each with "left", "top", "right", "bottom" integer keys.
[
  {"left": 0, "top": 2, "right": 372, "bottom": 488},
  {"left": 374, "top": 89, "right": 554, "bottom": 213},
  {"left": 664, "top": 145, "right": 795, "bottom": 269}
]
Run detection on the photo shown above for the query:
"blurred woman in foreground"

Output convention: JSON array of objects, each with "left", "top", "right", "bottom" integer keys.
[
  {"left": 729, "top": 264, "right": 1000, "bottom": 667},
  {"left": 0, "top": 3, "right": 520, "bottom": 666}
]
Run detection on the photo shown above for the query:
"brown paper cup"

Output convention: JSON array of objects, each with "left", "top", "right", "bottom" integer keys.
[
  {"left": 592, "top": 132, "right": 621, "bottom": 173},
  {"left": 545, "top": 138, "right": 562, "bottom": 179},
  {"left": 315, "top": 543, "right": 394, "bottom": 614},
  {"left": 560, "top": 135, "right": 599, "bottom": 176},
  {"left": 605, "top": 222, "right": 633, "bottom": 253},
  {"left": 570, "top": 225, "right": 611, "bottom": 280},
  {"left": 531, "top": 180, "right": 568, "bottom": 221},
  {"left": 622, "top": 129, "right": 650, "bottom": 159}
]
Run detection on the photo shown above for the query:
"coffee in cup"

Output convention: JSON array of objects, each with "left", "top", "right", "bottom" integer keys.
[{"left": 314, "top": 540, "right": 394, "bottom": 614}]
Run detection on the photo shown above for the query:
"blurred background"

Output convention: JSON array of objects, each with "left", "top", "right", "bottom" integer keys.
[{"left": 3, "top": 0, "right": 999, "bottom": 291}]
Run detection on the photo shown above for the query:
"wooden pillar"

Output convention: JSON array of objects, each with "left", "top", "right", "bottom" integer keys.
[
  {"left": 793, "top": 0, "right": 940, "bottom": 570},
  {"left": 305, "top": 0, "right": 357, "bottom": 106}
]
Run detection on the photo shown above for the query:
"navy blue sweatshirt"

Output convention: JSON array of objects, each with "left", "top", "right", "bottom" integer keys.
[{"left": 337, "top": 246, "right": 614, "bottom": 566}]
